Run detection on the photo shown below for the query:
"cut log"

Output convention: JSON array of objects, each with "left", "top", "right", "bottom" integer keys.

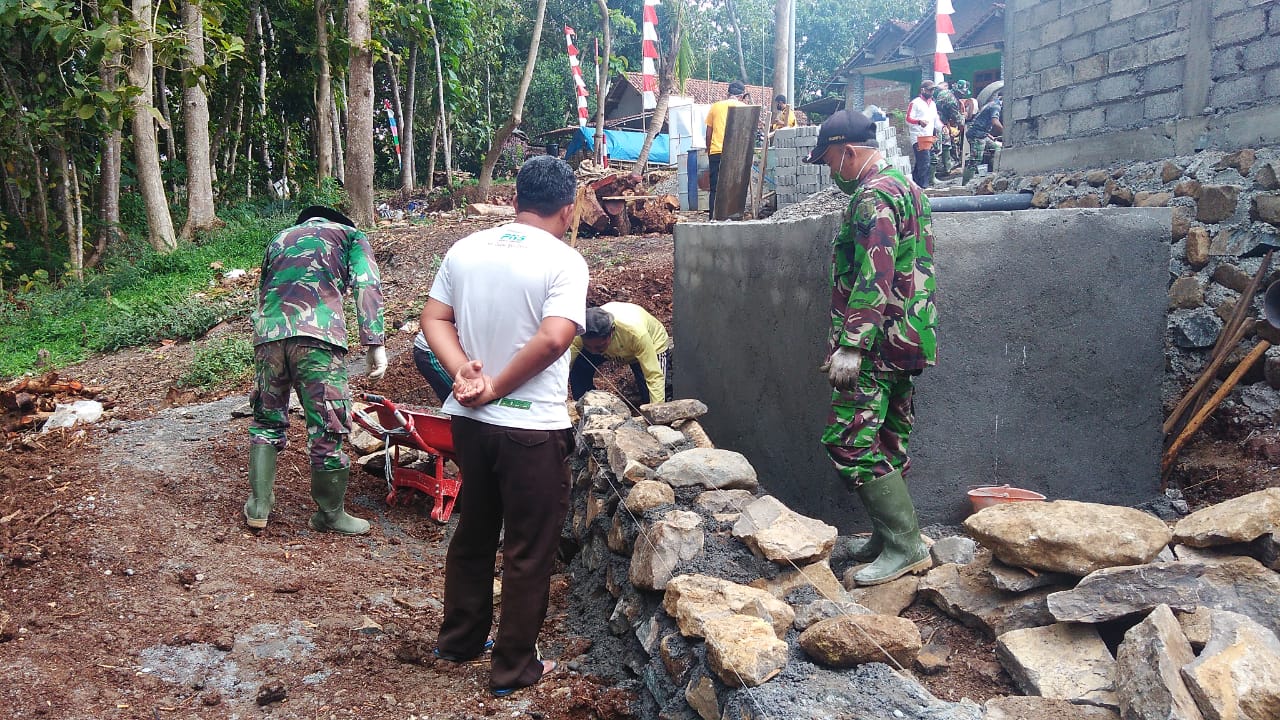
[
  {"left": 579, "top": 192, "right": 611, "bottom": 233},
  {"left": 464, "top": 203, "right": 515, "bottom": 217},
  {"left": 629, "top": 194, "right": 680, "bottom": 234}
]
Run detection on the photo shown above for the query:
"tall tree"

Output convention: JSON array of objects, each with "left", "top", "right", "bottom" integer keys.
[
  {"left": 725, "top": 0, "right": 748, "bottom": 84},
  {"left": 180, "top": 0, "right": 221, "bottom": 238},
  {"left": 345, "top": 0, "right": 375, "bottom": 226},
  {"left": 315, "top": 0, "right": 335, "bottom": 181},
  {"left": 127, "top": 0, "right": 177, "bottom": 252},
  {"left": 400, "top": 46, "right": 418, "bottom": 192},
  {"left": 772, "top": 0, "right": 791, "bottom": 103},
  {"left": 476, "top": 0, "right": 546, "bottom": 200},
  {"left": 592, "top": 0, "right": 610, "bottom": 166},
  {"left": 426, "top": 1, "right": 452, "bottom": 187}
]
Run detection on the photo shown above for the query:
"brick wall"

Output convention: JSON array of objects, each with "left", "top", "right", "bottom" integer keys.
[
  {"left": 768, "top": 122, "right": 912, "bottom": 209},
  {"left": 1004, "top": 0, "right": 1280, "bottom": 156}
]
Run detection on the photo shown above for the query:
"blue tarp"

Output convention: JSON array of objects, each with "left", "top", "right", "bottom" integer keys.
[{"left": 565, "top": 127, "right": 672, "bottom": 165}]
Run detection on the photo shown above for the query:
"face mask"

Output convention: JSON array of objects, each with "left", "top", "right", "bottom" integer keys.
[{"left": 831, "top": 148, "right": 875, "bottom": 195}]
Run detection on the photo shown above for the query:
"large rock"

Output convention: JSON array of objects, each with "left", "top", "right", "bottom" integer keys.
[
  {"left": 640, "top": 399, "right": 708, "bottom": 426},
  {"left": 1114, "top": 604, "right": 1204, "bottom": 720},
  {"left": 1171, "top": 308, "right": 1224, "bottom": 349},
  {"left": 624, "top": 479, "right": 676, "bottom": 514},
  {"left": 1170, "top": 276, "right": 1205, "bottom": 309},
  {"left": 662, "top": 573, "right": 795, "bottom": 639},
  {"left": 656, "top": 448, "right": 758, "bottom": 491},
  {"left": 846, "top": 575, "right": 920, "bottom": 617},
  {"left": 963, "top": 500, "right": 1173, "bottom": 576},
  {"left": 608, "top": 424, "right": 670, "bottom": 477},
  {"left": 579, "top": 389, "right": 631, "bottom": 416},
  {"left": 1047, "top": 558, "right": 1280, "bottom": 638},
  {"left": 792, "top": 598, "right": 874, "bottom": 630},
  {"left": 684, "top": 673, "right": 720, "bottom": 720},
  {"left": 984, "top": 557, "right": 1075, "bottom": 593},
  {"left": 918, "top": 556, "right": 1063, "bottom": 638},
  {"left": 1257, "top": 162, "right": 1280, "bottom": 191},
  {"left": 995, "top": 623, "right": 1118, "bottom": 707},
  {"left": 749, "top": 561, "right": 852, "bottom": 605},
  {"left": 1252, "top": 194, "right": 1280, "bottom": 226},
  {"left": 1182, "top": 609, "right": 1280, "bottom": 720},
  {"left": 630, "top": 510, "right": 704, "bottom": 590},
  {"left": 732, "top": 496, "right": 838, "bottom": 565},
  {"left": 984, "top": 696, "right": 1119, "bottom": 720},
  {"left": 702, "top": 614, "right": 789, "bottom": 688},
  {"left": 1173, "top": 487, "right": 1280, "bottom": 547},
  {"left": 1186, "top": 226, "right": 1211, "bottom": 269},
  {"left": 1197, "top": 185, "right": 1241, "bottom": 223},
  {"left": 799, "top": 614, "right": 922, "bottom": 668},
  {"left": 694, "top": 489, "right": 756, "bottom": 514}
]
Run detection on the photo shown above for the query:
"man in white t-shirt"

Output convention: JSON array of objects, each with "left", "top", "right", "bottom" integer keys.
[
  {"left": 420, "top": 155, "right": 588, "bottom": 697},
  {"left": 906, "top": 80, "right": 939, "bottom": 189}
]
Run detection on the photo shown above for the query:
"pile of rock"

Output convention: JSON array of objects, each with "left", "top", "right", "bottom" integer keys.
[
  {"left": 975, "top": 147, "right": 1280, "bottom": 435},
  {"left": 566, "top": 390, "right": 1280, "bottom": 720}
]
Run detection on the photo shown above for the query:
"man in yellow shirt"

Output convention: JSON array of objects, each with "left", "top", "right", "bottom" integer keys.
[
  {"left": 570, "top": 303, "right": 672, "bottom": 405},
  {"left": 770, "top": 94, "right": 797, "bottom": 132},
  {"left": 703, "top": 81, "right": 747, "bottom": 217}
]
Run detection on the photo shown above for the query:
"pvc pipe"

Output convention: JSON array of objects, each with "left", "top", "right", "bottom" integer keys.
[{"left": 929, "top": 193, "right": 1034, "bottom": 212}]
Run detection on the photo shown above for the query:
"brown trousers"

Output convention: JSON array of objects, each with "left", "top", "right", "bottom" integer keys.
[{"left": 435, "top": 416, "right": 574, "bottom": 689}]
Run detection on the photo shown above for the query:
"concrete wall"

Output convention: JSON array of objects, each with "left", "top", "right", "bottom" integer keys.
[
  {"left": 673, "top": 208, "right": 1169, "bottom": 529},
  {"left": 1002, "top": 0, "right": 1280, "bottom": 172}
]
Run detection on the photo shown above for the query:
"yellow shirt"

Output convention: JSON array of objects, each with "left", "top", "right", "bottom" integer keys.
[
  {"left": 771, "top": 105, "right": 797, "bottom": 130},
  {"left": 705, "top": 98, "right": 745, "bottom": 155},
  {"left": 570, "top": 302, "right": 671, "bottom": 403}
]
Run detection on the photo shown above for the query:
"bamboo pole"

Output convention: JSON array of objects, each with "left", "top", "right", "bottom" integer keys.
[{"left": 1162, "top": 339, "right": 1271, "bottom": 478}]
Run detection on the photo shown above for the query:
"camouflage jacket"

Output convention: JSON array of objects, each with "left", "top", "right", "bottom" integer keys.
[
  {"left": 934, "top": 87, "right": 963, "bottom": 125},
  {"left": 829, "top": 166, "right": 937, "bottom": 372},
  {"left": 252, "top": 218, "right": 385, "bottom": 349}
]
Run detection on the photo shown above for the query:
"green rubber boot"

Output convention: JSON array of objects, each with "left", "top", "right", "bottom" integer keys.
[
  {"left": 962, "top": 165, "right": 975, "bottom": 185},
  {"left": 852, "top": 468, "right": 931, "bottom": 586},
  {"left": 243, "top": 444, "right": 278, "bottom": 529},
  {"left": 308, "top": 467, "right": 371, "bottom": 535},
  {"left": 841, "top": 531, "right": 882, "bottom": 563}
]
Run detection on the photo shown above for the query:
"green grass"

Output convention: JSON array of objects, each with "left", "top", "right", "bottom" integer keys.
[
  {"left": 177, "top": 336, "right": 255, "bottom": 390},
  {"left": 0, "top": 206, "right": 293, "bottom": 379}
]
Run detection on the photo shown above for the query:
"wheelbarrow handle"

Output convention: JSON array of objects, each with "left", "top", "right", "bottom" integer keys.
[{"left": 355, "top": 393, "right": 413, "bottom": 435}]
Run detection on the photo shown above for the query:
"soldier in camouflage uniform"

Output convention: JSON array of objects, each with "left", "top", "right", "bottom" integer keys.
[
  {"left": 245, "top": 206, "right": 387, "bottom": 535},
  {"left": 803, "top": 110, "right": 937, "bottom": 586},
  {"left": 931, "top": 82, "right": 965, "bottom": 179}
]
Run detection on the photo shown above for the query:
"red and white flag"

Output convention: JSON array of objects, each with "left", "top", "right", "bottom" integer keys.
[
  {"left": 934, "top": 0, "right": 954, "bottom": 82},
  {"left": 640, "top": 0, "right": 660, "bottom": 110},
  {"left": 565, "top": 26, "right": 589, "bottom": 127}
]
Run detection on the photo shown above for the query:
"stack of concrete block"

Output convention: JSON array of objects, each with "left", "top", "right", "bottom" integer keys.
[{"left": 769, "top": 119, "right": 913, "bottom": 210}]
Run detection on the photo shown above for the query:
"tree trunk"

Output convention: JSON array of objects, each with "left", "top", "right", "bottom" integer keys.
[
  {"left": 593, "top": 0, "right": 610, "bottom": 165},
  {"left": 331, "top": 90, "right": 345, "bottom": 184},
  {"left": 401, "top": 46, "right": 417, "bottom": 192},
  {"left": 254, "top": 3, "right": 277, "bottom": 198},
  {"left": 156, "top": 66, "right": 179, "bottom": 199},
  {"left": 477, "top": 0, "right": 546, "bottom": 200},
  {"left": 51, "top": 142, "right": 83, "bottom": 281},
  {"left": 726, "top": 0, "right": 749, "bottom": 84},
  {"left": 426, "top": 117, "right": 438, "bottom": 191},
  {"left": 387, "top": 58, "right": 409, "bottom": 192},
  {"left": 427, "top": 1, "right": 451, "bottom": 186},
  {"left": 180, "top": 0, "right": 221, "bottom": 239},
  {"left": 210, "top": 71, "right": 243, "bottom": 184},
  {"left": 91, "top": 11, "right": 124, "bottom": 267},
  {"left": 315, "top": 0, "right": 334, "bottom": 181},
  {"left": 345, "top": 0, "right": 375, "bottom": 226},
  {"left": 226, "top": 94, "right": 245, "bottom": 183},
  {"left": 127, "top": 0, "right": 177, "bottom": 253},
  {"left": 773, "top": 0, "right": 791, "bottom": 102},
  {"left": 635, "top": 14, "right": 682, "bottom": 174}
]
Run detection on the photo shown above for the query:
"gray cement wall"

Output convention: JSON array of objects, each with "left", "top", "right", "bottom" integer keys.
[
  {"left": 673, "top": 208, "right": 1170, "bottom": 530},
  {"left": 1002, "top": 0, "right": 1280, "bottom": 172}
]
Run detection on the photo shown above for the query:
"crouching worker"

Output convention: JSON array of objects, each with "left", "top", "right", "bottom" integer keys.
[
  {"left": 244, "top": 205, "right": 387, "bottom": 535},
  {"left": 802, "top": 110, "right": 938, "bottom": 586},
  {"left": 569, "top": 302, "right": 672, "bottom": 405}
]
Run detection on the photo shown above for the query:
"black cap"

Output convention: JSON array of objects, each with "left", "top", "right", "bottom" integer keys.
[
  {"left": 802, "top": 109, "right": 878, "bottom": 164},
  {"left": 582, "top": 307, "right": 615, "bottom": 338},
  {"left": 728, "top": 81, "right": 746, "bottom": 96},
  {"left": 297, "top": 205, "right": 356, "bottom": 227}
]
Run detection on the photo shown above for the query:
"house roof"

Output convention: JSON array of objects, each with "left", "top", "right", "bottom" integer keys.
[
  {"left": 619, "top": 72, "right": 779, "bottom": 107},
  {"left": 825, "top": 0, "right": 1005, "bottom": 86}
]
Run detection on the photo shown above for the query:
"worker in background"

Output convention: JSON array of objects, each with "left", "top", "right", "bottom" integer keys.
[
  {"left": 802, "top": 110, "right": 937, "bottom": 586},
  {"left": 906, "top": 80, "right": 938, "bottom": 189},
  {"left": 771, "top": 94, "right": 798, "bottom": 132},
  {"left": 963, "top": 91, "right": 1003, "bottom": 185},
  {"left": 245, "top": 205, "right": 387, "bottom": 535},
  {"left": 704, "top": 80, "right": 747, "bottom": 217},
  {"left": 412, "top": 330, "right": 454, "bottom": 404},
  {"left": 931, "top": 81, "right": 965, "bottom": 179},
  {"left": 570, "top": 303, "right": 672, "bottom": 405}
]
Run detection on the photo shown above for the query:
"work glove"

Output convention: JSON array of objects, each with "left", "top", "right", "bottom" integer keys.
[
  {"left": 827, "top": 346, "right": 863, "bottom": 391},
  {"left": 366, "top": 345, "right": 388, "bottom": 380}
]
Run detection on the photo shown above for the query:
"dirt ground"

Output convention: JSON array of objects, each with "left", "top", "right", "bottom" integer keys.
[{"left": 0, "top": 210, "right": 1270, "bottom": 720}]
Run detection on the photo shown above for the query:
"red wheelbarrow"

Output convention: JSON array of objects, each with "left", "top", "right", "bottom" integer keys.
[{"left": 353, "top": 393, "right": 461, "bottom": 522}]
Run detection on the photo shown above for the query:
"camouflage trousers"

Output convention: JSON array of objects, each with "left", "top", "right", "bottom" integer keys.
[
  {"left": 968, "top": 135, "right": 1001, "bottom": 166},
  {"left": 822, "top": 366, "right": 916, "bottom": 488},
  {"left": 249, "top": 337, "right": 352, "bottom": 471}
]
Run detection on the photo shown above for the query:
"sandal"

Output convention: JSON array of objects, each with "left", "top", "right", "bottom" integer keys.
[
  {"left": 492, "top": 660, "right": 557, "bottom": 698},
  {"left": 432, "top": 638, "right": 494, "bottom": 663}
]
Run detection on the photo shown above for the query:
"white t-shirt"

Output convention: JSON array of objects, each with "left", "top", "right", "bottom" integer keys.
[
  {"left": 907, "top": 97, "right": 938, "bottom": 142},
  {"left": 428, "top": 222, "right": 589, "bottom": 430}
]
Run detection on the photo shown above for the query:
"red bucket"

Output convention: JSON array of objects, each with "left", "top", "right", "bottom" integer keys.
[{"left": 967, "top": 485, "right": 1047, "bottom": 513}]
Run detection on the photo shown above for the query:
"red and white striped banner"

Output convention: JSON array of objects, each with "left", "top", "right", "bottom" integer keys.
[
  {"left": 640, "top": 0, "right": 660, "bottom": 110},
  {"left": 934, "top": 0, "right": 954, "bottom": 82},
  {"left": 565, "top": 25, "right": 589, "bottom": 127}
]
